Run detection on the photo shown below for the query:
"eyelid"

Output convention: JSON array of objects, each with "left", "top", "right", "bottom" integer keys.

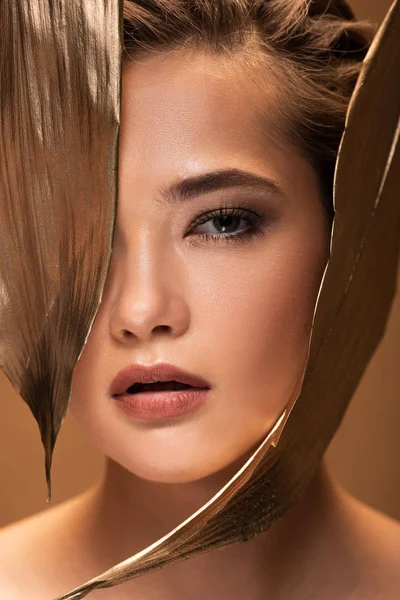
[
  {"left": 189, "top": 204, "right": 262, "bottom": 229},
  {"left": 183, "top": 203, "right": 267, "bottom": 248},
  {"left": 186, "top": 191, "right": 273, "bottom": 222}
]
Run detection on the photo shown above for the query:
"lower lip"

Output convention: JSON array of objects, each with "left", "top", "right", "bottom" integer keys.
[{"left": 112, "top": 387, "right": 211, "bottom": 420}]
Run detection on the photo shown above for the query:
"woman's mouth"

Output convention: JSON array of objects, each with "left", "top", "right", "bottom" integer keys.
[{"left": 113, "top": 380, "right": 211, "bottom": 420}]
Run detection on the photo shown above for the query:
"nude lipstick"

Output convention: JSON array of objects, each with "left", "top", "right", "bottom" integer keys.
[{"left": 110, "top": 362, "right": 212, "bottom": 420}]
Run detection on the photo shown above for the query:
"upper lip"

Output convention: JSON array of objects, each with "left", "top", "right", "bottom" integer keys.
[{"left": 110, "top": 362, "right": 212, "bottom": 396}]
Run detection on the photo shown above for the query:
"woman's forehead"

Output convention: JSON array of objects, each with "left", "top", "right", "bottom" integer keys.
[
  {"left": 120, "top": 49, "right": 284, "bottom": 153},
  {"left": 117, "top": 51, "right": 313, "bottom": 204}
]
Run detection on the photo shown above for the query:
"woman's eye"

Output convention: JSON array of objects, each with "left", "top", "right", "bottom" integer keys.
[{"left": 186, "top": 205, "right": 266, "bottom": 245}]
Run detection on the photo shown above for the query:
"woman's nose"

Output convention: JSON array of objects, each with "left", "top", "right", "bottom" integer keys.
[{"left": 108, "top": 250, "right": 190, "bottom": 345}]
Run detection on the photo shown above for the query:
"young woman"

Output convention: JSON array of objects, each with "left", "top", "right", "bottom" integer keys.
[{"left": 1, "top": 1, "right": 400, "bottom": 598}]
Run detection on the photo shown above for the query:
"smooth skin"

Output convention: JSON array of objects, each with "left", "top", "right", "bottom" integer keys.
[{"left": 1, "top": 49, "right": 400, "bottom": 599}]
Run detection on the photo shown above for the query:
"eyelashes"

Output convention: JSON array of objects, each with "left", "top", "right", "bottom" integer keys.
[{"left": 185, "top": 203, "right": 267, "bottom": 245}]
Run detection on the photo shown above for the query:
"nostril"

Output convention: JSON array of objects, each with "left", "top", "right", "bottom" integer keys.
[{"left": 153, "top": 325, "right": 171, "bottom": 334}]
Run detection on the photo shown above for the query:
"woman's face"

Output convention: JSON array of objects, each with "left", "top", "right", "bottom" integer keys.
[{"left": 69, "top": 50, "right": 331, "bottom": 484}]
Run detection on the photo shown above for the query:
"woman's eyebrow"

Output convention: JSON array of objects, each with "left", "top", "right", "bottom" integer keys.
[{"left": 155, "top": 168, "right": 287, "bottom": 205}]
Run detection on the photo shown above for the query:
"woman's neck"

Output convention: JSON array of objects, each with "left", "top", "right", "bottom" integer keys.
[{"left": 66, "top": 457, "right": 356, "bottom": 599}]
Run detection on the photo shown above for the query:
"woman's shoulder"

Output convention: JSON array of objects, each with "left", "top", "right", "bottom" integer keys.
[
  {"left": 0, "top": 492, "right": 91, "bottom": 599},
  {"left": 337, "top": 487, "right": 400, "bottom": 598},
  {"left": 347, "top": 490, "right": 400, "bottom": 549},
  {"left": 0, "top": 510, "right": 56, "bottom": 598}
]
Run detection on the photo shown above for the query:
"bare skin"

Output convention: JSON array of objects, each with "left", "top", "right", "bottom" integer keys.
[
  {"left": 1, "top": 49, "right": 399, "bottom": 598},
  {"left": 0, "top": 460, "right": 400, "bottom": 599}
]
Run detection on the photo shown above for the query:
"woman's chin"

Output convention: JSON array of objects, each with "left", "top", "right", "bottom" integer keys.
[{"left": 115, "top": 442, "right": 260, "bottom": 486}]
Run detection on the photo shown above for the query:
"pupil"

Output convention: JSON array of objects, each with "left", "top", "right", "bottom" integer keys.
[{"left": 215, "top": 215, "right": 239, "bottom": 233}]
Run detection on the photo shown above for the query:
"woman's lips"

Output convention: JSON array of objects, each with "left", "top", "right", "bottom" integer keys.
[
  {"left": 112, "top": 387, "right": 211, "bottom": 420},
  {"left": 109, "top": 362, "right": 212, "bottom": 397}
]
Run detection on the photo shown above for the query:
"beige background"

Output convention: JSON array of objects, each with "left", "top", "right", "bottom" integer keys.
[{"left": 0, "top": 0, "right": 399, "bottom": 528}]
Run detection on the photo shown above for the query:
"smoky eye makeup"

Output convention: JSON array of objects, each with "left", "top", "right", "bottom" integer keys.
[
  {"left": 182, "top": 190, "right": 282, "bottom": 246},
  {"left": 185, "top": 202, "right": 267, "bottom": 245}
]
